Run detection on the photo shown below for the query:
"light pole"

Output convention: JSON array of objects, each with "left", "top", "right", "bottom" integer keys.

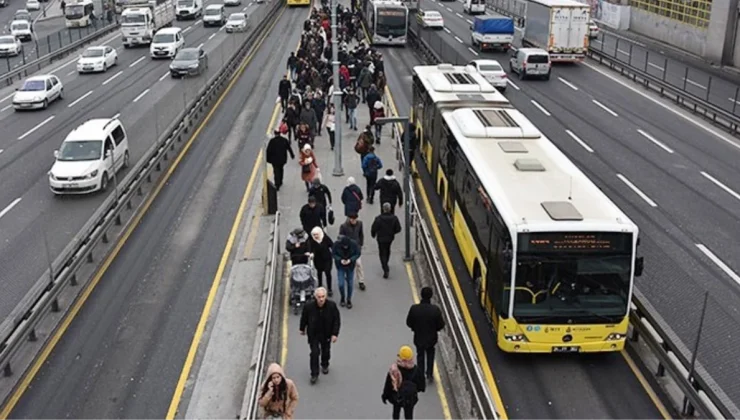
[
  {"left": 373, "top": 116, "right": 411, "bottom": 261},
  {"left": 331, "top": 0, "right": 344, "bottom": 177}
]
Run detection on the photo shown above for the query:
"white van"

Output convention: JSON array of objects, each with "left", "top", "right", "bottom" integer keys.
[
  {"left": 10, "top": 20, "right": 33, "bottom": 42},
  {"left": 176, "top": 0, "right": 202, "bottom": 20},
  {"left": 150, "top": 27, "right": 184, "bottom": 58},
  {"left": 49, "top": 118, "right": 130, "bottom": 195},
  {"left": 509, "top": 47, "right": 551, "bottom": 80},
  {"left": 463, "top": 0, "right": 485, "bottom": 14},
  {"left": 203, "top": 4, "right": 226, "bottom": 26}
]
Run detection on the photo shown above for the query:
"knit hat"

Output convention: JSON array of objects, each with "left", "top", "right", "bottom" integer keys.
[{"left": 399, "top": 345, "right": 413, "bottom": 361}]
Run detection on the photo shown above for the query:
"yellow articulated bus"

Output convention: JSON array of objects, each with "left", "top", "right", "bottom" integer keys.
[
  {"left": 411, "top": 64, "right": 645, "bottom": 353},
  {"left": 286, "top": 0, "right": 311, "bottom": 7}
]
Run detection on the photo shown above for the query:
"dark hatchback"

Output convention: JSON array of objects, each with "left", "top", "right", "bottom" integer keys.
[{"left": 169, "top": 47, "right": 208, "bottom": 78}]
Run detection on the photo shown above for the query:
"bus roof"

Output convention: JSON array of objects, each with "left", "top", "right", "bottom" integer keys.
[
  {"left": 413, "top": 64, "right": 510, "bottom": 109},
  {"left": 528, "top": 0, "right": 590, "bottom": 7},
  {"left": 441, "top": 106, "right": 637, "bottom": 235}
]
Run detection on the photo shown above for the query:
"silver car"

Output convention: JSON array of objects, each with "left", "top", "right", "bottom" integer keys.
[{"left": 225, "top": 12, "right": 247, "bottom": 32}]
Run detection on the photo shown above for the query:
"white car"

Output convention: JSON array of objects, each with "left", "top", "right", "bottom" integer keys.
[
  {"left": 466, "top": 59, "right": 508, "bottom": 91},
  {"left": 224, "top": 0, "right": 241, "bottom": 6},
  {"left": 25, "top": 0, "right": 40, "bottom": 10},
  {"left": 49, "top": 118, "right": 130, "bottom": 195},
  {"left": 150, "top": 27, "right": 184, "bottom": 58},
  {"left": 0, "top": 35, "right": 22, "bottom": 57},
  {"left": 225, "top": 13, "right": 247, "bottom": 32},
  {"left": 12, "top": 74, "right": 63, "bottom": 110},
  {"left": 588, "top": 20, "right": 599, "bottom": 38},
  {"left": 10, "top": 20, "right": 33, "bottom": 42},
  {"left": 417, "top": 10, "right": 443, "bottom": 29},
  {"left": 77, "top": 46, "right": 117, "bottom": 73}
]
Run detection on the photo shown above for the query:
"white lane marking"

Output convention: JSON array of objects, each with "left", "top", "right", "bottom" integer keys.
[
  {"left": 617, "top": 48, "right": 630, "bottom": 56},
  {"left": 468, "top": 47, "right": 479, "bottom": 56},
  {"left": 67, "top": 90, "right": 93, "bottom": 108},
  {"left": 648, "top": 62, "right": 664, "bottom": 71},
  {"left": 700, "top": 171, "right": 740, "bottom": 202},
  {"left": 728, "top": 97, "right": 740, "bottom": 105},
  {"left": 558, "top": 77, "right": 578, "bottom": 91},
  {"left": 129, "top": 56, "right": 146, "bottom": 68},
  {"left": 506, "top": 79, "right": 520, "bottom": 90},
  {"left": 208, "top": 33, "right": 216, "bottom": 40},
  {"left": 455, "top": 12, "right": 463, "bottom": 18},
  {"left": 530, "top": 100, "right": 551, "bottom": 116},
  {"left": 616, "top": 173, "right": 657, "bottom": 207},
  {"left": 696, "top": 244, "right": 740, "bottom": 286},
  {"left": 565, "top": 129, "right": 594, "bottom": 153},
  {"left": 466, "top": 19, "right": 473, "bottom": 24},
  {"left": 102, "top": 70, "right": 123, "bottom": 85},
  {"left": 445, "top": 6, "right": 452, "bottom": 11},
  {"left": 219, "top": 25, "right": 225, "bottom": 31},
  {"left": 0, "top": 149, "right": 3, "bottom": 155},
  {"left": 592, "top": 99, "right": 618, "bottom": 117},
  {"left": 0, "top": 198, "right": 22, "bottom": 220},
  {"left": 195, "top": 19, "right": 202, "bottom": 25},
  {"left": 1, "top": 105, "right": 12, "bottom": 112},
  {"left": 133, "top": 88, "right": 150, "bottom": 103},
  {"left": 184, "top": 25, "right": 193, "bottom": 32},
  {"left": 685, "top": 79, "right": 706, "bottom": 90},
  {"left": 637, "top": 129, "right": 674, "bottom": 154},
  {"left": 18, "top": 115, "right": 55, "bottom": 140},
  {"left": 198, "top": 43, "right": 204, "bottom": 49},
  {"left": 454, "top": 35, "right": 463, "bottom": 44},
  {"left": 0, "top": 92, "right": 15, "bottom": 104},
  {"left": 582, "top": 61, "right": 740, "bottom": 152},
  {"left": 112, "top": 113, "right": 121, "bottom": 119},
  {"left": 443, "top": 27, "right": 451, "bottom": 34},
  {"left": 66, "top": 70, "right": 76, "bottom": 76},
  {"left": 159, "top": 71, "right": 170, "bottom": 81}
]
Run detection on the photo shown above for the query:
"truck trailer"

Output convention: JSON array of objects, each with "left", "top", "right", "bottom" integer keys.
[
  {"left": 523, "top": 0, "right": 589, "bottom": 62},
  {"left": 470, "top": 14, "right": 514, "bottom": 51}
]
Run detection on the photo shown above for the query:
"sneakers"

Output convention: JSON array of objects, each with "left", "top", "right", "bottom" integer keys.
[
  {"left": 322, "top": 366, "right": 330, "bottom": 374},
  {"left": 383, "top": 270, "right": 389, "bottom": 279},
  {"left": 340, "top": 298, "right": 345, "bottom": 307},
  {"left": 310, "top": 376, "right": 318, "bottom": 384},
  {"left": 346, "top": 300, "right": 353, "bottom": 309}
]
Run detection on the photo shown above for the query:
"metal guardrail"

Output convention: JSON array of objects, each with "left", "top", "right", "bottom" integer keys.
[
  {"left": 407, "top": 24, "right": 740, "bottom": 420},
  {"left": 0, "top": 0, "right": 284, "bottom": 408},
  {"left": 239, "top": 212, "right": 280, "bottom": 420}
]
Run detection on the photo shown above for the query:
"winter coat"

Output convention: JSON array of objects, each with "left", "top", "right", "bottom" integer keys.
[
  {"left": 285, "top": 106, "right": 300, "bottom": 127},
  {"left": 358, "top": 67, "right": 373, "bottom": 89},
  {"left": 299, "top": 107, "right": 318, "bottom": 133},
  {"left": 371, "top": 213, "right": 402, "bottom": 244},
  {"left": 266, "top": 135, "right": 294, "bottom": 167},
  {"left": 297, "top": 127, "right": 312, "bottom": 149},
  {"left": 299, "top": 151, "right": 318, "bottom": 182},
  {"left": 361, "top": 152, "right": 383, "bottom": 178},
  {"left": 406, "top": 299, "right": 445, "bottom": 348},
  {"left": 300, "top": 299, "right": 341, "bottom": 341},
  {"left": 258, "top": 363, "right": 299, "bottom": 419},
  {"left": 279, "top": 79, "right": 292, "bottom": 99},
  {"left": 344, "top": 92, "right": 359, "bottom": 109},
  {"left": 366, "top": 88, "right": 381, "bottom": 109},
  {"left": 299, "top": 203, "right": 326, "bottom": 233},
  {"left": 341, "top": 183, "right": 364, "bottom": 217},
  {"left": 308, "top": 183, "right": 332, "bottom": 209},
  {"left": 381, "top": 361, "right": 426, "bottom": 406},
  {"left": 286, "top": 232, "right": 310, "bottom": 265},
  {"left": 374, "top": 175, "right": 403, "bottom": 208},
  {"left": 376, "top": 73, "right": 387, "bottom": 93},
  {"left": 339, "top": 220, "right": 364, "bottom": 247},
  {"left": 332, "top": 235, "right": 361, "bottom": 270},
  {"left": 309, "top": 230, "right": 334, "bottom": 271},
  {"left": 323, "top": 112, "right": 336, "bottom": 132}
]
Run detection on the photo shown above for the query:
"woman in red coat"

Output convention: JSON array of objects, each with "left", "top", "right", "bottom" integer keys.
[{"left": 299, "top": 144, "right": 319, "bottom": 192}]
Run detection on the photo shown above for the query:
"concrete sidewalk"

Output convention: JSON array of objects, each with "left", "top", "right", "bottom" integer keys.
[{"left": 274, "top": 92, "right": 452, "bottom": 418}]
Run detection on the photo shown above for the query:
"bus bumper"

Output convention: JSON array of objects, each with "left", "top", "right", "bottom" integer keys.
[{"left": 497, "top": 318, "right": 629, "bottom": 353}]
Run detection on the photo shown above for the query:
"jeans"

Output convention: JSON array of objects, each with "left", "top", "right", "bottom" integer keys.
[
  {"left": 378, "top": 240, "right": 392, "bottom": 273},
  {"left": 309, "top": 338, "right": 331, "bottom": 377},
  {"left": 365, "top": 172, "right": 377, "bottom": 201},
  {"left": 392, "top": 403, "right": 415, "bottom": 419},
  {"left": 348, "top": 108, "right": 357, "bottom": 129},
  {"left": 336, "top": 265, "right": 355, "bottom": 301},
  {"left": 317, "top": 268, "right": 332, "bottom": 291},
  {"left": 361, "top": 86, "right": 368, "bottom": 102},
  {"left": 272, "top": 164, "right": 284, "bottom": 189},
  {"left": 416, "top": 345, "right": 436, "bottom": 377}
]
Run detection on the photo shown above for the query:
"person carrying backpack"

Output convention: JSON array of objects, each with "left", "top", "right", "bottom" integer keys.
[
  {"left": 361, "top": 146, "right": 382, "bottom": 205},
  {"left": 381, "top": 345, "right": 426, "bottom": 420},
  {"left": 354, "top": 125, "right": 374, "bottom": 165}
]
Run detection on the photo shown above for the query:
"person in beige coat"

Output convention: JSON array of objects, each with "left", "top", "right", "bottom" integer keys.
[{"left": 258, "top": 363, "right": 299, "bottom": 419}]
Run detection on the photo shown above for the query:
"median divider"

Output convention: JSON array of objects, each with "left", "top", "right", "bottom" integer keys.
[
  {"left": 407, "top": 23, "right": 740, "bottom": 420},
  {"left": 0, "top": 0, "right": 284, "bottom": 411}
]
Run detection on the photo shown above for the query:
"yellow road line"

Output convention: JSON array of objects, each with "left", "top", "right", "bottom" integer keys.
[
  {"left": 621, "top": 350, "right": 672, "bottom": 419},
  {"left": 405, "top": 262, "right": 452, "bottom": 420},
  {"left": 242, "top": 214, "right": 262, "bottom": 260}
]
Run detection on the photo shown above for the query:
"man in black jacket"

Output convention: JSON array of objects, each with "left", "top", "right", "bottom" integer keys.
[
  {"left": 374, "top": 169, "right": 403, "bottom": 213},
  {"left": 406, "top": 287, "right": 445, "bottom": 383},
  {"left": 278, "top": 75, "right": 292, "bottom": 112},
  {"left": 265, "top": 130, "right": 294, "bottom": 190},
  {"left": 299, "top": 196, "right": 326, "bottom": 234},
  {"left": 308, "top": 178, "right": 333, "bottom": 211},
  {"left": 371, "top": 202, "right": 402, "bottom": 278},
  {"left": 300, "top": 287, "right": 341, "bottom": 384}
]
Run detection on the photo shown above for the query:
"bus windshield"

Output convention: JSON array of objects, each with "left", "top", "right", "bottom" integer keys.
[
  {"left": 376, "top": 9, "right": 406, "bottom": 37},
  {"left": 65, "top": 4, "right": 86, "bottom": 18}
]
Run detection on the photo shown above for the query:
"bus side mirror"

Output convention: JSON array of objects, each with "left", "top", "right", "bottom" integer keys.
[{"left": 634, "top": 257, "right": 644, "bottom": 277}]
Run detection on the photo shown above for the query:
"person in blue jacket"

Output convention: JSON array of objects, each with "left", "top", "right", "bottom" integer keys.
[
  {"left": 341, "top": 176, "right": 364, "bottom": 217},
  {"left": 361, "top": 146, "right": 383, "bottom": 205},
  {"left": 332, "top": 234, "right": 361, "bottom": 309}
]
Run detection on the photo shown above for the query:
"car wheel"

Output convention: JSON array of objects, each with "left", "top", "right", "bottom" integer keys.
[
  {"left": 59, "top": 89, "right": 64, "bottom": 100},
  {"left": 544, "top": 72, "right": 550, "bottom": 81},
  {"left": 122, "top": 151, "right": 130, "bottom": 168},
  {"left": 114, "top": 56, "right": 118, "bottom": 66},
  {"left": 100, "top": 172, "right": 109, "bottom": 192},
  {"left": 499, "top": 87, "right": 506, "bottom": 93},
  {"left": 42, "top": 99, "right": 48, "bottom": 109}
]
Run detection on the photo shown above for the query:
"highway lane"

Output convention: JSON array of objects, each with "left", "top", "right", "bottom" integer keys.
[
  {"left": 0, "top": 1, "right": 265, "bottom": 325},
  {"left": 380, "top": 42, "right": 668, "bottom": 419},
  {"left": 411, "top": 3, "right": 740, "bottom": 406},
  {"left": 6, "top": 5, "right": 300, "bottom": 417}
]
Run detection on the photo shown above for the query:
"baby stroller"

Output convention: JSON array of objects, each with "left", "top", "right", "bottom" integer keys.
[{"left": 290, "top": 255, "right": 317, "bottom": 315}]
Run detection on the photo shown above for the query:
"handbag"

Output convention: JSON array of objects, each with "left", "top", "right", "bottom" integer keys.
[{"left": 328, "top": 207, "right": 335, "bottom": 225}]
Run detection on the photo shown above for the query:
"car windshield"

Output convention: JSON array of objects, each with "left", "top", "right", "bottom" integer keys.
[
  {"left": 527, "top": 54, "right": 549, "bottom": 64},
  {"left": 58, "top": 140, "right": 103, "bottom": 161},
  {"left": 12, "top": 22, "right": 29, "bottom": 30},
  {"left": 153, "top": 33, "right": 175, "bottom": 43},
  {"left": 20, "top": 80, "right": 45, "bottom": 91},
  {"left": 177, "top": 0, "right": 192, "bottom": 6},
  {"left": 426, "top": 12, "right": 440, "bottom": 18},
  {"left": 478, "top": 63, "right": 502, "bottom": 72},
  {"left": 228, "top": 13, "right": 244, "bottom": 20},
  {"left": 122, "top": 14, "right": 146, "bottom": 24},
  {"left": 175, "top": 50, "right": 198, "bottom": 60},
  {"left": 0, "top": 36, "right": 15, "bottom": 44},
  {"left": 83, "top": 48, "right": 104, "bottom": 57},
  {"left": 205, "top": 8, "right": 220, "bottom": 14}
]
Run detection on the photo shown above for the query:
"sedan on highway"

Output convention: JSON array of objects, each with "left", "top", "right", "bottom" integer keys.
[
  {"left": 225, "top": 12, "right": 247, "bottom": 32},
  {"left": 26, "top": 0, "right": 40, "bottom": 10},
  {"left": 11, "top": 20, "right": 33, "bottom": 41},
  {"left": 224, "top": 0, "right": 241, "bottom": 6},
  {"left": 0, "top": 35, "right": 22, "bottom": 57},
  {"left": 12, "top": 74, "right": 63, "bottom": 110},
  {"left": 466, "top": 59, "right": 508, "bottom": 92},
  {"left": 588, "top": 20, "right": 599, "bottom": 38},
  {"left": 77, "top": 46, "right": 118, "bottom": 73},
  {"left": 14, "top": 9, "right": 31, "bottom": 22},
  {"left": 170, "top": 47, "right": 207, "bottom": 77},
  {"left": 417, "top": 10, "right": 443, "bottom": 29}
]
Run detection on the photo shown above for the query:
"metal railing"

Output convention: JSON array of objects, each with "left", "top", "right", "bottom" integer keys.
[
  {"left": 239, "top": 212, "right": 280, "bottom": 420},
  {"left": 407, "top": 22, "right": 740, "bottom": 420},
  {"left": 0, "top": 0, "right": 284, "bottom": 409}
]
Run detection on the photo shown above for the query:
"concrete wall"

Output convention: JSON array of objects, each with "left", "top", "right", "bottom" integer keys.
[{"left": 628, "top": 7, "right": 707, "bottom": 57}]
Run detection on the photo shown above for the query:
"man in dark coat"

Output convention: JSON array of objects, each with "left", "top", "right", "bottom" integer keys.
[
  {"left": 371, "top": 202, "right": 402, "bottom": 278},
  {"left": 300, "top": 196, "right": 326, "bottom": 234},
  {"left": 278, "top": 75, "right": 292, "bottom": 112},
  {"left": 266, "top": 130, "right": 294, "bottom": 190},
  {"left": 374, "top": 168, "right": 403, "bottom": 213},
  {"left": 309, "top": 227, "right": 334, "bottom": 296},
  {"left": 406, "top": 287, "right": 445, "bottom": 383},
  {"left": 341, "top": 176, "right": 364, "bottom": 217},
  {"left": 300, "top": 287, "right": 341, "bottom": 384},
  {"left": 308, "top": 178, "right": 332, "bottom": 211}
]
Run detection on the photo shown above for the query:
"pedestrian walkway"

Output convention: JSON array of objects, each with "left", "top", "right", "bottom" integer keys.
[{"left": 275, "top": 92, "right": 451, "bottom": 419}]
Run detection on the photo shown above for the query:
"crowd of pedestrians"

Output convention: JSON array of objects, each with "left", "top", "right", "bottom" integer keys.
[{"left": 261, "top": 3, "right": 439, "bottom": 419}]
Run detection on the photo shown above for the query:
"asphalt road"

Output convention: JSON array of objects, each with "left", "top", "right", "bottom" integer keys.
[
  {"left": 0, "top": 0, "right": 265, "bottom": 331},
  {"left": 6, "top": 3, "right": 301, "bottom": 418},
  {"left": 413, "top": 0, "right": 740, "bottom": 409}
]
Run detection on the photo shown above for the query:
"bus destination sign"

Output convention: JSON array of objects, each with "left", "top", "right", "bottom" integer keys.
[
  {"left": 378, "top": 9, "right": 405, "bottom": 16},
  {"left": 519, "top": 232, "right": 631, "bottom": 253}
]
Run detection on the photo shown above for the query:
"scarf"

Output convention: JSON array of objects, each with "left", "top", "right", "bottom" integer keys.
[{"left": 389, "top": 358, "right": 415, "bottom": 391}]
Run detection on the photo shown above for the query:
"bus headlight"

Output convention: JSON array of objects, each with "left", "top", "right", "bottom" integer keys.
[
  {"left": 606, "top": 333, "right": 625, "bottom": 341},
  {"left": 504, "top": 334, "right": 528, "bottom": 342}
]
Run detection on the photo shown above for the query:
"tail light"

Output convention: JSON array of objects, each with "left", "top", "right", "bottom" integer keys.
[{"left": 501, "top": 73, "right": 507, "bottom": 78}]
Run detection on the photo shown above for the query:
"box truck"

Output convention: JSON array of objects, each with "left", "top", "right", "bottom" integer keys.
[
  {"left": 523, "top": 0, "right": 589, "bottom": 62},
  {"left": 470, "top": 15, "right": 514, "bottom": 52},
  {"left": 121, "top": 0, "right": 176, "bottom": 48}
]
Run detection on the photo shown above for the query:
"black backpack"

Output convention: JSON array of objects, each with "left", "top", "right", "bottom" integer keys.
[{"left": 396, "top": 367, "right": 419, "bottom": 406}]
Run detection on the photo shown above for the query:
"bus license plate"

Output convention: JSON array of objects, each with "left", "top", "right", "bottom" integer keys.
[{"left": 552, "top": 346, "right": 580, "bottom": 353}]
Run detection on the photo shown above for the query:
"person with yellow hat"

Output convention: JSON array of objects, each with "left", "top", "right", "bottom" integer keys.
[{"left": 381, "top": 345, "right": 426, "bottom": 419}]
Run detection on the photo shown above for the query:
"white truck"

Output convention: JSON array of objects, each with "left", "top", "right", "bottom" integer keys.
[
  {"left": 121, "top": 0, "right": 176, "bottom": 48},
  {"left": 523, "top": 0, "right": 590, "bottom": 62}
]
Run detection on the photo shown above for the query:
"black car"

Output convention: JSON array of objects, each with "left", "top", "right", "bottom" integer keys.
[{"left": 169, "top": 47, "right": 208, "bottom": 78}]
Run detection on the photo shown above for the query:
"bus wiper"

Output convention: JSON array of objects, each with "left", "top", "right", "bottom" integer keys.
[{"left": 568, "top": 308, "right": 618, "bottom": 323}]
